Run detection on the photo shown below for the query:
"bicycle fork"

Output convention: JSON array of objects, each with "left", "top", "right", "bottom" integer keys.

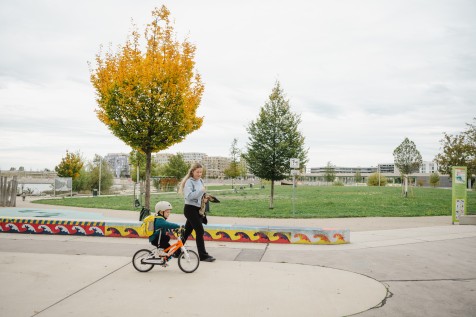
[{"left": 181, "top": 247, "right": 195, "bottom": 261}]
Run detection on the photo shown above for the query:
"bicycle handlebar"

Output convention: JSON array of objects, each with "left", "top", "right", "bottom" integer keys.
[{"left": 173, "top": 226, "right": 185, "bottom": 236}]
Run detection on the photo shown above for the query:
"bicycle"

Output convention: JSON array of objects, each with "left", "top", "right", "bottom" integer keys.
[{"left": 132, "top": 227, "right": 200, "bottom": 273}]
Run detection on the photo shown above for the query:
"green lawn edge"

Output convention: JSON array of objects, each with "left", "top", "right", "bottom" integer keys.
[{"left": 31, "top": 186, "right": 476, "bottom": 219}]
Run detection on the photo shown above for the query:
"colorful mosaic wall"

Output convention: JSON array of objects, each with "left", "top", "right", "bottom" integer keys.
[
  {"left": 201, "top": 226, "right": 349, "bottom": 244},
  {"left": 105, "top": 221, "right": 141, "bottom": 238},
  {"left": 0, "top": 218, "right": 105, "bottom": 236},
  {"left": 0, "top": 217, "right": 350, "bottom": 244}
]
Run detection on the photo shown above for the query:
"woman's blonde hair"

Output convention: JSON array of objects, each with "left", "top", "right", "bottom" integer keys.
[{"left": 178, "top": 162, "right": 204, "bottom": 194}]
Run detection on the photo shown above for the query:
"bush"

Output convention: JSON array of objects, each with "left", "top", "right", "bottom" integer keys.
[
  {"left": 367, "top": 173, "right": 387, "bottom": 186},
  {"left": 153, "top": 177, "right": 179, "bottom": 192},
  {"left": 429, "top": 173, "right": 440, "bottom": 188},
  {"left": 333, "top": 180, "right": 344, "bottom": 186}
]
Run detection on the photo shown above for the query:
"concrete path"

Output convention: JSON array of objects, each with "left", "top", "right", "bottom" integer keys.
[
  {"left": 0, "top": 198, "right": 475, "bottom": 316},
  {"left": 0, "top": 245, "right": 386, "bottom": 317}
]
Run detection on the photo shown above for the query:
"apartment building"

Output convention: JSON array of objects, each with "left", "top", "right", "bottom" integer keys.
[
  {"left": 420, "top": 161, "right": 438, "bottom": 174},
  {"left": 154, "top": 153, "right": 174, "bottom": 165},
  {"left": 154, "top": 152, "right": 230, "bottom": 179},
  {"left": 179, "top": 152, "right": 207, "bottom": 164},
  {"left": 202, "top": 156, "right": 231, "bottom": 179}
]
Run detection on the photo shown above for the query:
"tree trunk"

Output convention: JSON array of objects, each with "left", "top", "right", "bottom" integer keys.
[
  {"left": 269, "top": 180, "right": 274, "bottom": 209},
  {"left": 0, "top": 176, "right": 5, "bottom": 206},
  {"left": 6, "top": 181, "right": 11, "bottom": 206},
  {"left": 145, "top": 151, "right": 152, "bottom": 210},
  {"left": 404, "top": 176, "right": 408, "bottom": 198},
  {"left": 10, "top": 177, "right": 17, "bottom": 207}
]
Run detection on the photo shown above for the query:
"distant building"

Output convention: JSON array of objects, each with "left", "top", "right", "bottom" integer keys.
[
  {"left": 306, "top": 161, "right": 449, "bottom": 187},
  {"left": 202, "top": 156, "right": 231, "bottom": 179},
  {"left": 154, "top": 153, "right": 174, "bottom": 166},
  {"left": 419, "top": 161, "right": 438, "bottom": 174},
  {"left": 103, "top": 152, "right": 448, "bottom": 186},
  {"left": 153, "top": 152, "right": 230, "bottom": 179},
  {"left": 179, "top": 152, "right": 207, "bottom": 164},
  {"left": 310, "top": 166, "right": 377, "bottom": 174},
  {"left": 378, "top": 163, "right": 398, "bottom": 174},
  {"left": 154, "top": 152, "right": 207, "bottom": 165},
  {"left": 104, "top": 153, "right": 130, "bottom": 178}
]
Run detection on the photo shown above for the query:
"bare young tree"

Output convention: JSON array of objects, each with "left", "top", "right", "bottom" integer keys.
[{"left": 393, "top": 137, "right": 422, "bottom": 197}]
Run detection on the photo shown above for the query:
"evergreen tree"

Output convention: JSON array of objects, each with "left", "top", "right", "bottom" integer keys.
[{"left": 244, "top": 82, "right": 308, "bottom": 209}]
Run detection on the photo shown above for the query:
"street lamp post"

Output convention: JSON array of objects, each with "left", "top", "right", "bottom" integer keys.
[
  {"left": 94, "top": 155, "right": 102, "bottom": 196},
  {"left": 135, "top": 163, "right": 140, "bottom": 207},
  {"left": 290, "top": 158, "right": 300, "bottom": 217},
  {"left": 378, "top": 164, "right": 380, "bottom": 187},
  {"left": 99, "top": 158, "right": 102, "bottom": 196}
]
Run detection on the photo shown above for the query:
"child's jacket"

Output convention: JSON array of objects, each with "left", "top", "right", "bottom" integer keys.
[{"left": 148, "top": 216, "right": 180, "bottom": 243}]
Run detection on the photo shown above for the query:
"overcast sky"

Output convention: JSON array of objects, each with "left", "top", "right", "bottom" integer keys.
[{"left": 1, "top": 0, "right": 475, "bottom": 171}]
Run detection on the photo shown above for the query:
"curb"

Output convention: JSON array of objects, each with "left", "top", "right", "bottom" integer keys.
[{"left": 0, "top": 216, "right": 350, "bottom": 244}]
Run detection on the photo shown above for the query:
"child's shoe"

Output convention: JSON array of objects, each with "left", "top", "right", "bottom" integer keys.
[{"left": 156, "top": 248, "right": 168, "bottom": 257}]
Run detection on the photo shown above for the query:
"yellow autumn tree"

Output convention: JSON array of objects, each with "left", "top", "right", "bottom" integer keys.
[
  {"left": 90, "top": 6, "right": 204, "bottom": 210},
  {"left": 55, "top": 150, "right": 84, "bottom": 192},
  {"left": 55, "top": 150, "right": 84, "bottom": 180}
]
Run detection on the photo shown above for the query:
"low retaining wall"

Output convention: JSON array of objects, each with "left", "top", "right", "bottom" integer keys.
[
  {"left": 460, "top": 215, "right": 476, "bottom": 225},
  {"left": 0, "top": 217, "right": 350, "bottom": 245}
]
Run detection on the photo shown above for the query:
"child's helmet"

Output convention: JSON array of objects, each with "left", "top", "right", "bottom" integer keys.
[{"left": 155, "top": 201, "right": 172, "bottom": 214}]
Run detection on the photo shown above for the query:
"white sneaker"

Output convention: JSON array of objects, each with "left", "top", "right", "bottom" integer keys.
[{"left": 156, "top": 248, "right": 167, "bottom": 257}]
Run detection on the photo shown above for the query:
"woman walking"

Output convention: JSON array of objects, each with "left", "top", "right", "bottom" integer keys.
[{"left": 179, "top": 162, "right": 215, "bottom": 262}]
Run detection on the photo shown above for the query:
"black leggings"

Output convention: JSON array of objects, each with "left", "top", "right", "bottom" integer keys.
[
  {"left": 183, "top": 204, "right": 208, "bottom": 257},
  {"left": 151, "top": 234, "right": 170, "bottom": 249}
]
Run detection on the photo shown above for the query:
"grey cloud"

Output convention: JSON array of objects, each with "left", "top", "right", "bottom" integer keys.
[{"left": 2, "top": 0, "right": 476, "bottom": 170}]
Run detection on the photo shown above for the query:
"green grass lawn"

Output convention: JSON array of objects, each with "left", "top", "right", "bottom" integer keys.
[{"left": 32, "top": 185, "right": 476, "bottom": 219}]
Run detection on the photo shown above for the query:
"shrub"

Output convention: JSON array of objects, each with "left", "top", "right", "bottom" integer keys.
[
  {"left": 429, "top": 173, "right": 440, "bottom": 188},
  {"left": 367, "top": 173, "right": 387, "bottom": 186},
  {"left": 153, "top": 177, "right": 178, "bottom": 192}
]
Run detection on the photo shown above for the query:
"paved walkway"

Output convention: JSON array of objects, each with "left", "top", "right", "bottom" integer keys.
[{"left": 0, "top": 197, "right": 475, "bottom": 316}]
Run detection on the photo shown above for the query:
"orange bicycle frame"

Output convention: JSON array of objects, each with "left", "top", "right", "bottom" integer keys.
[{"left": 162, "top": 238, "right": 184, "bottom": 257}]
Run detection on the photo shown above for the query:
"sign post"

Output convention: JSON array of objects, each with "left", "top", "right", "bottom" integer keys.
[
  {"left": 452, "top": 166, "right": 467, "bottom": 224},
  {"left": 290, "top": 158, "right": 299, "bottom": 217}
]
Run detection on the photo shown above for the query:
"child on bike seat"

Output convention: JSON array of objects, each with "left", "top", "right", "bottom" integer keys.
[{"left": 149, "top": 201, "right": 181, "bottom": 256}]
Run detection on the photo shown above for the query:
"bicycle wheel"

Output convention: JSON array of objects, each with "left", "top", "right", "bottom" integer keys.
[
  {"left": 132, "top": 249, "right": 155, "bottom": 272},
  {"left": 177, "top": 249, "right": 200, "bottom": 273}
]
